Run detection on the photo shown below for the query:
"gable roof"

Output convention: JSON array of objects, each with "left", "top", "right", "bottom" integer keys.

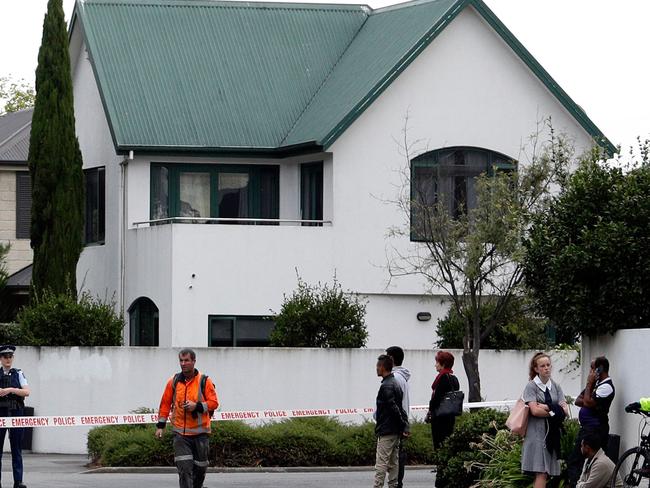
[
  {"left": 0, "top": 109, "right": 33, "bottom": 164},
  {"left": 73, "top": 0, "right": 614, "bottom": 156}
]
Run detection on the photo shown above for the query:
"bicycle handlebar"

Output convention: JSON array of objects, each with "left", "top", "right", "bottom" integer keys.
[{"left": 625, "top": 402, "right": 650, "bottom": 416}]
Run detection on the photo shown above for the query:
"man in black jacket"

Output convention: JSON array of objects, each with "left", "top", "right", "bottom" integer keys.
[{"left": 374, "top": 354, "right": 409, "bottom": 488}]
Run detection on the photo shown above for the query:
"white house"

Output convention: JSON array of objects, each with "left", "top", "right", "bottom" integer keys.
[{"left": 69, "top": 0, "right": 612, "bottom": 348}]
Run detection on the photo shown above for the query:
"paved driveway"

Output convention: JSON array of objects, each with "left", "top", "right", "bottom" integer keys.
[{"left": 5, "top": 454, "right": 437, "bottom": 488}]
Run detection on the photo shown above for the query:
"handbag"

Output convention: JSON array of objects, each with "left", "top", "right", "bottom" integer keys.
[
  {"left": 433, "top": 390, "right": 464, "bottom": 417},
  {"left": 505, "top": 398, "right": 529, "bottom": 436}
]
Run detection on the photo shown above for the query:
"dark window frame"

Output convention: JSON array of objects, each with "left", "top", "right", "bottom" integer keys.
[
  {"left": 208, "top": 315, "right": 275, "bottom": 347},
  {"left": 15, "top": 171, "right": 31, "bottom": 240},
  {"left": 410, "top": 147, "right": 516, "bottom": 241},
  {"left": 128, "top": 297, "right": 159, "bottom": 346},
  {"left": 150, "top": 163, "right": 279, "bottom": 223},
  {"left": 84, "top": 166, "right": 106, "bottom": 245}
]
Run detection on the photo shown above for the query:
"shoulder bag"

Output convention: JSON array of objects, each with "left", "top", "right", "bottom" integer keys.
[
  {"left": 433, "top": 375, "right": 464, "bottom": 417},
  {"left": 505, "top": 398, "right": 529, "bottom": 436}
]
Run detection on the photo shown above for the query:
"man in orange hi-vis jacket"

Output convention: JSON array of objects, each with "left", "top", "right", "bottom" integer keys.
[{"left": 155, "top": 348, "right": 219, "bottom": 488}]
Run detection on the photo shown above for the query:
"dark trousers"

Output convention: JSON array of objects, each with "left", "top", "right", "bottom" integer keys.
[
  {"left": 567, "top": 424, "right": 609, "bottom": 488},
  {"left": 173, "top": 433, "right": 209, "bottom": 488},
  {"left": 397, "top": 437, "right": 406, "bottom": 488},
  {"left": 0, "top": 426, "right": 24, "bottom": 485}
]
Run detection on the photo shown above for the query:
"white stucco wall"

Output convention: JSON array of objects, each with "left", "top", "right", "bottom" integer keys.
[
  {"left": 72, "top": 39, "right": 123, "bottom": 308},
  {"left": 582, "top": 330, "right": 650, "bottom": 455},
  {"left": 11, "top": 347, "right": 579, "bottom": 454}
]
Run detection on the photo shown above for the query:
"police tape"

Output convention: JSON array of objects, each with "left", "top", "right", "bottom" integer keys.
[{"left": 0, "top": 400, "right": 516, "bottom": 429}]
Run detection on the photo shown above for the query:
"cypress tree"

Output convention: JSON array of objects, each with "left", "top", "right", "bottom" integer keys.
[{"left": 28, "top": 0, "right": 84, "bottom": 298}]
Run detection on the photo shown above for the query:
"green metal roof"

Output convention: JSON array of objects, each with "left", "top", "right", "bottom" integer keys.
[{"left": 74, "top": 0, "right": 614, "bottom": 155}]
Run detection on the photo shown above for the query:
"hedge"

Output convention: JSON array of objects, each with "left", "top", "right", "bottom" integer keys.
[{"left": 88, "top": 416, "right": 434, "bottom": 467}]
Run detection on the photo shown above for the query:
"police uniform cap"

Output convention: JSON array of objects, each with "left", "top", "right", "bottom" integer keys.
[{"left": 0, "top": 345, "right": 16, "bottom": 355}]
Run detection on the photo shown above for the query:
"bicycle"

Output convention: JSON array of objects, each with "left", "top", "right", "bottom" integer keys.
[{"left": 611, "top": 402, "right": 650, "bottom": 487}]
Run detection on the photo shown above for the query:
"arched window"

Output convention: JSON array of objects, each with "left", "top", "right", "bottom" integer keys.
[
  {"left": 129, "top": 297, "right": 159, "bottom": 346},
  {"left": 411, "top": 146, "right": 516, "bottom": 239}
]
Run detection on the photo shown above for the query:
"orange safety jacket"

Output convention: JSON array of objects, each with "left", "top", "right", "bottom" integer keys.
[{"left": 157, "top": 369, "right": 219, "bottom": 436}]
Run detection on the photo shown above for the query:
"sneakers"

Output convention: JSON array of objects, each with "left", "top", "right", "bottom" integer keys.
[{"left": 14, "top": 483, "right": 27, "bottom": 488}]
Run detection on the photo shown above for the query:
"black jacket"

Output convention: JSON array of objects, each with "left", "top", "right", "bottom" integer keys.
[{"left": 375, "top": 373, "right": 409, "bottom": 436}]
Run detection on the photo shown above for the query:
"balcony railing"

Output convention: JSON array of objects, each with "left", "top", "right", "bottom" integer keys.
[{"left": 132, "top": 217, "right": 333, "bottom": 228}]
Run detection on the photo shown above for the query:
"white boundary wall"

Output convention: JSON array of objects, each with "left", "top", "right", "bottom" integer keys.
[
  {"left": 8, "top": 347, "right": 580, "bottom": 454},
  {"left": 582, "top": 329, "right": 650, "bottom": 455}
]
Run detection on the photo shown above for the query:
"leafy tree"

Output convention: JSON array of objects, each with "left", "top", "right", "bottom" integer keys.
[
  {"left": 28, "top": 0, "right": 84, "bottom": 297},
  {"left": 387, "top": 122, "right": 574, "bottom": 402},
  {"left": 436, "top": 296, "right": 548, "bottom": 350},
  {"left": 0, "top": 76, "right": 35, "bottom": 114},
  {"left": 270, "top": 276, "right": 368, "bottom": 348},
  {"left": 524, "top": 142, "right": 650, "bottom": 338}
]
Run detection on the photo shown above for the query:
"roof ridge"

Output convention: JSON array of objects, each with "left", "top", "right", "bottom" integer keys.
[
  {"left": 372, "top": 0, "right": 453, "bottom": 15},
  {"left": 82, "top": 0, "right": 371, "bottom": 12},
  {"left": 279, "top": 7, "right": 371, "bottom": 146}
]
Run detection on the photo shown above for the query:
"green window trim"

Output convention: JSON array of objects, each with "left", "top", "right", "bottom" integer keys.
[
  {"left": 410, "top": 146, "right": 516, "bottom": 241},
  {"left": 129, "top": 296, "right": 159, "bottom": 346},
  {"left": 84, "top": 166, "right": 106, "bottom": 245},
  {"left": 150, "top": 163, "right": 279, "bottom": 222}
]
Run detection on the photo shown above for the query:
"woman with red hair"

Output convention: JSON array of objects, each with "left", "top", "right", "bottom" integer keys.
[{"left": 427, "top": 351, "right": 460, "bottom": 449}]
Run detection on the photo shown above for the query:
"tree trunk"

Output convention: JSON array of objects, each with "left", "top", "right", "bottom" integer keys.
[{"left": 462, "top": 349, "right": 481, "bottom": 403}]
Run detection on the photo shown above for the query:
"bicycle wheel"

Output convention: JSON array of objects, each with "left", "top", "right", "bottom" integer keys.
[{"left": 613, "top": 447, "right": 650, "bottom": 488}]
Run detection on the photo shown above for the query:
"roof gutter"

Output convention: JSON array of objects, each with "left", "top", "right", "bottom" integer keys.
[{"left": 115, "top": 141, "right": 324, "bottom": 159}]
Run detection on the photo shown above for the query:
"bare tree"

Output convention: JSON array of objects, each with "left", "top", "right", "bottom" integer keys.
[{"left": 386, "top": 119, "right": 573, "bottom": 401}]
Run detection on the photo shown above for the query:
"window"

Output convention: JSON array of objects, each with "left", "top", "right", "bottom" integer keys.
[
  {"left": 301, "top": 162, "right": 323, "bottom": 225},
  {"left": 151, "top": 164, "right": 279, "bottom": 223},
  {"left": 15, "top": 172, "right": 31, "bottom": 239},
  {"left": 208, "top": 316, "right": 275, "bottom": 347},
  {"left": 411, "top": 147, "right": 515, "bottom": 240},
  {"left": 84, "top": 167, "right": 105, "bottom": 244},
  {"left": 129, "top": 297, "right": 159, "bottom": 346}
]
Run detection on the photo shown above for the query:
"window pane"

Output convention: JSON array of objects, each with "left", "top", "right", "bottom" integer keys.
[
  {"left": 218, "top": 173, "right": 249, "bottom": 219},
  {"left": 151, "top": 166, "right": 169, "bottom": 219},
  {"left": 209, "top": 318, "right": 234, "bottom": 346},
  {"left": 129, "top": 297, "right": 159, "bottom": 346},
  {"left": 301, "top": 162, "right": 323, "bottom": 226},
  {"left": 412, "top": 166, "right": 437, "bottom": 238},
  {"left": 235, "top": 318, "right": 275, "bottom": 347},
  {"left": 179, "top": 172, "right": 210, "bottom": 217},
  {"left": 84, "top": 168, "right": 104, "bottom": 244},
  {"left": 259, "top": 168, "right": 279, "bottom": 222}
]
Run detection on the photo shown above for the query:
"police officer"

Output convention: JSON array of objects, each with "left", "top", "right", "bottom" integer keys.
[{"left": 0, "top": 345, "right": 30, "bottom": 488}]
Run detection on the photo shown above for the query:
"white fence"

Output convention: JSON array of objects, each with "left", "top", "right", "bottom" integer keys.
[
  {"left": 8, "top": 347, "right": 580, "bottom": 454},
  {"left": 582, "top": 329, "right": 650, "bottom": 455}
]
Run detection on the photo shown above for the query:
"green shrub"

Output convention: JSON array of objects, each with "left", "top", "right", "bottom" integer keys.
[
  {"left": 18, "top": 290, "right": 124, "bottom": 346},
  {"left": 432, "top": 409, "right": 508, "bottom": 488},
  {"left": 270, "top": 277, "right": 368, "bottom": 348},
  {"left": 0, "top": 323, "right": 35, "bottom": 345},
  {"left": 89, "top": 417, "right": 435, "bottom": 467}
]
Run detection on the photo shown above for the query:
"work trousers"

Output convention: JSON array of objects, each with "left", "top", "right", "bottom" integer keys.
[
  {"left": 397, "top": 437, "right": 406, "bottom": 488},
  {"left": 173, "top": 433, "right": 209, "bottom": 488},
  {"left": 374, "top": 434, "right": 401, "bottom": 488},
  {"left": 0, "top": 406, "right": 25, "bottom": 487}
]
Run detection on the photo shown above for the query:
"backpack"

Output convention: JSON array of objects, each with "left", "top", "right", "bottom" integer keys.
[{"left": 171, "top": 373, "right": 215, "bottom": 418}]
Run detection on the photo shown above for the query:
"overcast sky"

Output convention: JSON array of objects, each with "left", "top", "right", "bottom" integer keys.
[{"left": 1, "top": 0, "right": 649, "bottom": 151}]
